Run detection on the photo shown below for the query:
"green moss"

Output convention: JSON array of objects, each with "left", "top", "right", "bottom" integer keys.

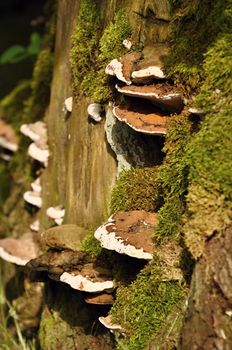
[
  {"left": 70, "top": 3, "right": 131, "bottom": 103},
  {"left": 165, "top": 0, "right": 230, "bottom": 91},
  {"left": 155, "top": 114, "right": 192, "bottom": 240},
  {"left": 110, "top": 262, "right": 184, "bottom": 350},
  {"left": 70, "top": 0, "right": 100, "bottom": 95},
  {"left": 111, "top": 167, "right": 161, "bottom": 213},
  {"left": 183, "top": 30, "right": 232, "bottom": 257},
  {"left": 81, "top": 230, "right": 102, "bottom": 257}
]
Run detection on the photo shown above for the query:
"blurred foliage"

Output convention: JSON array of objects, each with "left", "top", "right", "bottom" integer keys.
[{"left": 0, "top": 33, "right": 42, "bottom": 65}]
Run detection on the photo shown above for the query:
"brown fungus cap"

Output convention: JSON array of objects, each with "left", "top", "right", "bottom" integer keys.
[
  {"left": 113, "top": 99, "right": 170, "bottom": 136},
  {"left": 0, "top": 232, "right": 39, "bottom": 266},
  {"left": 41, "top": 224, "right": 87, "bottom": 251},
  {"left": 116, "top": 84, "right": 184, "bottom": 113},
  {"left": 94, "top": 210, "right": 157, "bottom": 260}
]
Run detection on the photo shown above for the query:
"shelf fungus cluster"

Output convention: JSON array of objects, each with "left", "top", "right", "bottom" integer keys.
[
  {"left": 46, "top": 205, "right": 65, "bottom": 225},
  {"left": 94, "top": 210, "right": 156, "bottom": 260},
  {"left": 106, "top": 45, "right": 184, "bottom": 135},
  {"left": 20, "top": 121, "right": 49, "bottom": 167},
  {"left": 0, "top": 232, "right": 39, "bottom": 266},
  {"left": 26, "top": 224, "right": 115, "bottom": 306},
  {"left": 23, "top": 177, "right": 42, "bottom": 209},
  {"left": 0, "top": 118, "right": 18, "bottom": 161}
]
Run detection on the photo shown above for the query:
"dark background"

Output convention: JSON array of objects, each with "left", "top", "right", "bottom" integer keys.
[{"left": 0, "top": 0, "right": 46, "bottom": 98}]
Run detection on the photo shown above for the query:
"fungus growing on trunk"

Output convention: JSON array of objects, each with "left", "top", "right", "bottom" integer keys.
[
  {"left": 28, "top": 142, "right": 49, "bottom": 167},
  {"left": 60, "top": 269, "right": 114, "bottom": 293},
  {"left": 30, "top": 220, "right": 40, "bottom": 232},
  {"left": 20, "top": 121, "right": 47, "bottom": 143},
  {"left": 23, "top": 191, "right": 42, "bottom": 208},
  {"left": 46, "top": 206, "right": 65, "bottom": 226},
  {"left": 116, "top": 84, "right": 184, "bottom": 113},
  {"left": 0, "top": 233, "right": 39, "bottom": 266},
  {"left": 132, "top": 66, "right": 166, "bottom": 82},
  {"left": 99, "top": 315, "right": 123, "bottom": 331},
  {"left": 84, "top": 292, "right": 114, "bottom": 305},
  {"left": 63, "top": 97, "right": 73, "bottom": 113},
  {"left": 31, "top": 177, "right": 42, "bottom": 193},
  {"left": 41, "top": 224, "right": 87, "bottom": 251},
  {"left": 113, "top": 99, "right": 170, "bottom": 135},
  {"left": 94, "top": 210, "right": 157, "bottom": 260},
  {"left": 0, "top": 119, "right": 18, "bottom": 154},
  {"left": 105, "top": 58, "right": 131, "bottom": 85},
  {"left": 87, "top": 103, "right": 104, "bottom": 122}
]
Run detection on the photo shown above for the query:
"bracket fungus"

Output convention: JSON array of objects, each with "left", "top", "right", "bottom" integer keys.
[
  {"left": 0, "top": 233, "right": 39, "bottom": 266},
  {"left": 99, "top": 315, "right": 123, "bottom": 331},
  {"left": 60, "top": 269, "right": 114, "bottom": 293},
  {"left": 63, "top": 97, "right": 73, "bottom": 113},
  {"left": 41, "top": 224, "right": 86, "bottom": 252},
  {"left": 116, "top": 84, "right": 184, "bottom": 113},
  {"left": 46, "top": 206, "right": 65, "bottom": 226},
  {"left": 84, "top": 292, "right": 114, "bottom": 305},
  {"left": 26, "top": 250, "right": 88, "bottom": 275},
  {"left": 30, "top": 220, "right": 40, "bottom": 232},
  {"left": 0, "top": 119, "right": 18, "bottom": 155},
  {"left": 189, "top": 107, "right": 205, "bottom": 116},
  {"left": 23, "top": 191, "right": 42, "bottom": 208},
  {"left": 94, "top": 211, "right": 156, "bottom": 260},
  {"left": 87, "top": 103, "right": 104, "bottom": 122},
  {"left": 28, "top": 142, "right": 49, "bottom": 167},
  {"left": 113, "top": 99, "right": 169, "bottom": 135},
  {"left": 131, "top": 65, "right": 166, "bottom": 82},
  {"left": 105, "top": 58, "right": 132, "bottom": 85},
  {"left": 31, "top": 177, "right": 42, "bottom": 193},
  {"left": 20, "top": 121, "right": 47, "bottom": 144},
  {"left": 122, "top": 39, "right": 132, "bottom": 50}
]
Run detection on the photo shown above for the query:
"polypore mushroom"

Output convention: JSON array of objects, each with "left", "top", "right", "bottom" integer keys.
[
  {"left": 99, "top": 315, "right": 122, "bottom": 331},
  {"left": 23, "top": 191, "right": 42, "bottom": 208},
  {"left": 84, "top": 293, "right": 114, "bottom": 305},
  {"left": 87, "top": 103, "right": 104, "bottom": 122},
  {"left": 189, "top": 107, "right": 205, "bottom": 115},
  {"left": 60, "top": 262, "right": 114, "bottom": 293},
  {"left": 105, "top": 59, "right": 132, "bottom": 85},
  {"left": 30, "top": 220, "right": 40, "bottom": 232},
  {"left": 46, "top": 206, "right": 65, "bottom": 219},
  {"left": 26, "top": 250, "right": 88, "bottom": 276},
  {"left": 41, "top": 224, "right": 86, "bottom": 251},
  {"left": 122, "top": 39, "right": 132, "bottom": 50},
  {"left": 60, "top": 272, "right": 114, "bottom": 293},
  {"left": 20, "top": 121, "right": 47, "bottom": 143},
  {"left": 0, "top": 136, "right": 18, "bottom": 152},
  {"left": 0, "top": 233, "right": 39, "bottom": 266},
  {"left": 28, "top": 142, "right": 49, "bottom": 167},
  {"left": 0, "top": 119, "right": 18, "bottom": 152},
  {"left": 63, "top": 97, "right": 73, "bottom": 113},
  {"left": 113, "top": 99, "right": 169, "bottom": 135},
  {"left": 31, "top": 177, "right": 41, "bottom": 193},
  {"left": 94, "top": 210, "right": 157, "bottom": 260},
  {"left": 132, "top": 66, "right": 165, "bottom": 82},
  {"left": 116, "top": 84, "right": 184, "bottom": 113}
]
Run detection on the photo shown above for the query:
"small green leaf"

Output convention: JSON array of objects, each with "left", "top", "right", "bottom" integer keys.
[
  {"left": 27, "top": 32, "right": 42, "bottom": 55},
  {"left": 0, "top": 45, "right": 26, "bottom": 64}
]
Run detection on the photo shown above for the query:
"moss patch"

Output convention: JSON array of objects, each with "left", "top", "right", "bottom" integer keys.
[
  {"left": 110, "top": 262, "right": 184, "bottom": 350},
  {"left": 81, "top": 230, "right": 102, "bottom": 258},
  {"left": 111, "top": 167, "right": 161, "bottom": 213},
  {"left": 70, "top": 1, "right": 131, "bottom": 103},
  {"left": 183, "top": 31, "right": 232, "bottom": 257},
  {"left": 155, "top": 114, "right": 192, "bottom": 240},
  {"left": 166, "top": 0, "right": 230, "bottom": 92}
]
